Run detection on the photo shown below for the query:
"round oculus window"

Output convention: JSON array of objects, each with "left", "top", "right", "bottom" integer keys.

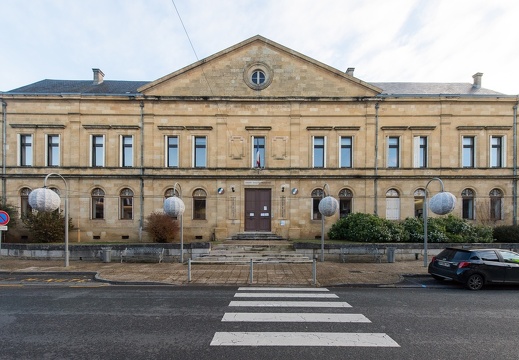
[
  {"left": 251, "top": 70, "right": 266, "bottom": 85},
  {"left": 244, "top": 63, "right": 273, "bottom": 90}
]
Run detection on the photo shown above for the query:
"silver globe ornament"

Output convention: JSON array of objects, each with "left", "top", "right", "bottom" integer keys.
[
  {"left": 28, "top": 187, "right": 61, "bottom": 212},
  {"left": 164, "top": 196, "right": 185, "bottom": 217},
  {"left": 318, "top": 196, "right": 339, "bottom": 217},
  {"left": 429, "top": 191, "right": 456, "bottom": 215}
]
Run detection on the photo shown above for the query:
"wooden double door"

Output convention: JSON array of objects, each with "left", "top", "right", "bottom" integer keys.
[{"left": 244, "top": 189, "right": 272, "bottom": 232}]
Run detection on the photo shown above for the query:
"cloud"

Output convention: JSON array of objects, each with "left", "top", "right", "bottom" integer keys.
[{"left": 1, "top": 0, "right": 518, "bottom": 94}]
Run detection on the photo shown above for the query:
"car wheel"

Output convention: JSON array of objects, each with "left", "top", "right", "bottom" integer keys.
[
  {"left": 431, "top": 275, "right": 445, "bottom": 282},
  {"left": 466, "top": 274, "right": 484, "bottom": 290}
]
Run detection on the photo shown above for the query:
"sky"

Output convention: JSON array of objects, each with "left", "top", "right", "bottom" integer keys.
[{"left": 1, "top": 0, "right": 518, "bottom": 95}]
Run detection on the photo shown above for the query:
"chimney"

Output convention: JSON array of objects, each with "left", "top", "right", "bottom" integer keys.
[
  {"left": 92, "top": 68, "right": 105, "bottom": 85},
  {"left": 472, "top": 72, "right": 483, "bottom": 89},
  {"left": 346, "top": 67, "right": 355, "bottom": 76}
]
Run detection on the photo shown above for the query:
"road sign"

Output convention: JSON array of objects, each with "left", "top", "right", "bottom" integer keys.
[
  {"left": 0, "top": 210, "right": 10, "bottom": 226},
  {"left": 0, "top": 226, "right": 7, "bottom": 231}
]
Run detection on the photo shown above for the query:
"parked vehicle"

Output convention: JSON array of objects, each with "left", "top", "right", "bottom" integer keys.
[{"left": 428, "top": 247, "right": 519, "bottom": 290}]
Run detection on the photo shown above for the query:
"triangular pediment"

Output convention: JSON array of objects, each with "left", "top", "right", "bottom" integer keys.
[{"left": 138, "top": 35, "right": 381, "bottom": 98}]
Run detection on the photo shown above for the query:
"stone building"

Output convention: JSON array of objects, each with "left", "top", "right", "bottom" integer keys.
[{"left": 1, "top": 35, "right": 518, "bottom": 242}]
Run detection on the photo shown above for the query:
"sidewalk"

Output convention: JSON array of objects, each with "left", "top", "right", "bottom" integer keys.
[{"left": 0, "top": 258, "right": 430, "bottom": 287}]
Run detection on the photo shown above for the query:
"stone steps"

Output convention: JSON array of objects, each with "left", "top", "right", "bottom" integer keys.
[
  {"left": 194, "top": 241, "right": 311, "bottom": 264},
  {"left": 230, "top": 232, "right": 286, "bottom": 241}
]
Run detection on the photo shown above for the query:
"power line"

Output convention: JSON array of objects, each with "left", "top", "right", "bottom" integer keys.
[{"left": 171, "top": 0, "right": 200, "bottom": 61}]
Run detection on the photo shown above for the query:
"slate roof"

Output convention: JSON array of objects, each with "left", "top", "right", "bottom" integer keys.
[
  {"left": 371, "top": 82, "right": 504, "bottom": 96},
  {"left": 3, "top": 79, "right": 506, "bottom": 96},
  {"left": 5, "top": 79, "right": 149, "bottom": 95}
]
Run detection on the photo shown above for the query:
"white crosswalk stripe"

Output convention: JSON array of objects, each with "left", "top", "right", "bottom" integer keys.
[
  {"left": 229, "top": 300, "right": 351, "bottom": 307},
  {"left": 211, "top": 332, "right": 400, "bottom": 347},
  {"left": 234, "top": 292, "right": 339, "bottom": 298},
  {"left": 237, "top": 287, "right": 329, "bottom": 292},
  {"left": 212, "top": 287, "right": 400, "bottom": 348},
  {"left": 221, "top": 312, "right": 371, "bottom": 323}
]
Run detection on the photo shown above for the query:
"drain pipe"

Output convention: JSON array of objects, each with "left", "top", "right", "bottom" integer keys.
[
  {"left": 374, "top": 102, "right": 379, "bottom": 216},
  {"left": 1, "top": 100, "right": 6, "bottom": 207},
  {"left": 139, "top": 101, "right": 145, "bottom": 241},
  {"left": 514, "top": 102, "right": 518, "bottom": 225}
]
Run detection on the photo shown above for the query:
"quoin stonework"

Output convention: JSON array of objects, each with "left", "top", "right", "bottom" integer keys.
[{"left": 1, "top": 35, "right": 518, "bottom": 243}]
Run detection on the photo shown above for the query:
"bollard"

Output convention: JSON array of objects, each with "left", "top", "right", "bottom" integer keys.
[
  {"left": 249, "top": 259, "right": 253, "bottom": 284},
  {"left": 188, "top": 259, "right": 191, "bottom": 282},
  {"left": 312, "top": 259, "right": 317, "bottom": 285}
]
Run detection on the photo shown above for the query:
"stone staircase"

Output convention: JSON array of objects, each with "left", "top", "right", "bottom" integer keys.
[
  {"left": 194, "top": 240, "right": 312, "bottom": 264},
  {"left": 230, "top": 232, "right": 285, "bottom": 241}
]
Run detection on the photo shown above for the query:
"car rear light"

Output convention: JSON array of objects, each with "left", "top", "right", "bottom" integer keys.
[
  {"left": 458, "top": 261, "right": 471, "bottom": 269},
  {"left": 431, "top": 256, "right": 436, "bottom": 262}
]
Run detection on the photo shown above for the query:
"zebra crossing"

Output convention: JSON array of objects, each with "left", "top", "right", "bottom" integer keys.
[{"left": 210, "top": 287, "right": 400, "bottom": 348}]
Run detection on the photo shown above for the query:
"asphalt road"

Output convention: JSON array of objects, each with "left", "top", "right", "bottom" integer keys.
[{"left": 1, "top": 284, "right": 518, "bottom": 359}]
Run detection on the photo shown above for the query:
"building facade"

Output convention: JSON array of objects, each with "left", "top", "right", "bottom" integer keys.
[{"left": 1, "top": 36, "right": 518, "bottom": 242}]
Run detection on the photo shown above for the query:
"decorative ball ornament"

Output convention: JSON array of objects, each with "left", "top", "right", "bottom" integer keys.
[
  {"left": 164, "top": 196, "right": 185, "bottom": 217},
  {"left": 429, "top": 191, "right": 457, "bottom": 215},
  {"left": 318, "top": 196, "right": 339, "bottom": 217},
  {"left": 28, "top": 187, "right": 61, "bottom": 212}
]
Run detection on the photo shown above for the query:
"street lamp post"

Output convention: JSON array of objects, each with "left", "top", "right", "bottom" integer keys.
[
  {"left": 164, "top": 183, "right": 185, "bottom": 263},
  {"left": 423, "top": 177, "right": 456, "bottom": 267},
  {"left": 28, "top": 173, "right": 69, "bottom": 267},
  {"left": 318, "top": 183, "right": 339, "bottom": 262}
]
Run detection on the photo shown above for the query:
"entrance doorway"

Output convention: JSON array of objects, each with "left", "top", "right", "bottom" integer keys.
[{"left": 244, "top": 189, "right": 272, "bottom": 231}]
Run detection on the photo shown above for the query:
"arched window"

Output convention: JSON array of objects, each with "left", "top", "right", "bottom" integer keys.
[
  {"left": 414, "top": 188, "right": 426, "bottom": 218},
  {"left": 20, "top": 187, "right": 32, "bottom": 217},
  {"left": 120, "top": 188, "right": 134, "bottom": 220},
  {"left": 91, "top": 188, "right": 105, "bottom": 219},
  {"left": 462, "top": 189, "right": 475, "bottom": 220},
  {"left": 338, "top": 188, "right": 353, "bottom": 218},
  {"left": 311, "top": 188, "right": 324, "bottom": 220},
  {"left": 193, "top": 188, "right": 207, "bottom": 220},
  {"left": 385, "top": 188, "right": 400, "bottom": 220},
  {"left": 490, "top": 188, "right": 503, "bottom": 221}
]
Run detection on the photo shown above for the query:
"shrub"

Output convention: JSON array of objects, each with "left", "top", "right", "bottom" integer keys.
[
  {"left": 328, "top": 212, "right": 405, "bottom": 242},
  {"left": 144, "top": 211, "right": 179, "bottom": 243},
  {"left": 332, "top": 213, "right": 494, "bottom": 244},
  {"left": 493, "top": 225, "right": 519, "bottom": 243},
  {"left": 21, "top": 210, "right": 73, "bottom": 243}
]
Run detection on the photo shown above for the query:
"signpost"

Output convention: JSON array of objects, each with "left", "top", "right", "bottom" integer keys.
[{"left": 0, "top": 210, "right": 10, "bottom": 254}]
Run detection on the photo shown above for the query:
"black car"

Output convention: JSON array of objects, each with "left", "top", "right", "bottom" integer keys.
[{"left": 428, "top": 247, "right": 519, "bottom": 290}]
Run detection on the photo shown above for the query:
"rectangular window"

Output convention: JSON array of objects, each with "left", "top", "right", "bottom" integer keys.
[
  {"left": 387, "top": 137, "right": 400, "bottom": 168},
  {"left": 19, "top": 134, "right": 33, "bottom": 166},
  {"left": 413, "top": 136, "right": 427, "bottom": 168},
  {"left": 252, "top": 136, "right": 265, "bottom": 168},
  {"left": 312, "top": 198, "right": 322, "bottom": 220},
  {"left": 490, "top": 136, "right": 504, "bottom": 168},
  {"left": 193, "top": 198, "right": 206, "bottom": 220},
  {"left": 313, "top": 136, "right": 325, "bottom": 168},
  {"left": 46, "top": 134, "right": 60, "bottom": 167},
  {"left": 462, "top": 136, "right": 475, "bottom": 168},
  {"left": 193, "top": 136, "right": 207, "bottom": 168},
  {"left": 120, "top": 197, "right": 133, "bottom": 219},
  {"left": 166, "top": 136, "right": 179, "bottom": 167},
  {"left": 121, "top": 135, "right": 133, "bottom": 167},
  {"left": 91, "top": 135, "right": 105, "bottom": 167},
  {"left": 462, "top": 198, "right": 474, "bottom": 219},
  {"left": 490, "top": 197, "right": 502, "bottom": 221},
  {"left": 340, "top": 136, "right": 352, "bottom": 168}
]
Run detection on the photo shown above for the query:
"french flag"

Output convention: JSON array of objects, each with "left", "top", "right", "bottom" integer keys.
[{"left": 255, "top": 145, "right": 261, "bottom": 168}]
